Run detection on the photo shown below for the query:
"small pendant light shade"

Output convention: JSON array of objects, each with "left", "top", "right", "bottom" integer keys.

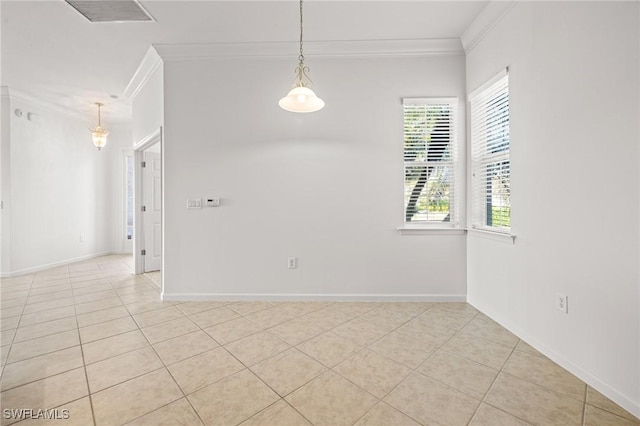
[
  {"left": 90, "top": 102, "right": 109, "bottom": 150},
  {"left": 279, "top": 86, "right": 325, "bottom": 113},
  {"left": 279, "top": 0, "right": 324, "bottom": 113}
]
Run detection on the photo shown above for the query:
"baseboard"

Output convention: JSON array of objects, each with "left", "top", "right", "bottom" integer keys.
[
  {"left": 0, "top": 251, "right": 116, "bottom": 277},
  {"left": 161, "top": 293, "right": 467, "bottom": 302},
  {"left": 468, "top": 298, "right": 640, "bottom": 420}
]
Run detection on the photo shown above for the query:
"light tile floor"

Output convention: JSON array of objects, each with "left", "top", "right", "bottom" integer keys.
[{"left": 1, "top": 255, "right": 638, "bottom": 426}]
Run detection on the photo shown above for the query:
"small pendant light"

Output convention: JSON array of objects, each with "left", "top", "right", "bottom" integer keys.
[
  {"left": 90, "top": 102, "right": 108, "bottom": 150},
  {"left": 279, "top": 0, "right": 325, "bottom": 113}
]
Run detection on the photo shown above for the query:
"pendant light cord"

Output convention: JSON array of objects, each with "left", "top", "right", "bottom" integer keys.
[{"left": 298, "top": 0, "right": 304, "bottom": 63}]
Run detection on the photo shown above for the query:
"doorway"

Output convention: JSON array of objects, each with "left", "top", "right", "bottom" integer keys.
[{"left": 133, "top": 128, "right": 163, "bottom": 290}]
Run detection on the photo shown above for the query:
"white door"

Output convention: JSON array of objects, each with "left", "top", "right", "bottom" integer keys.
[{"left": 143, "top": 151, "right": 161, "bottom": 272}]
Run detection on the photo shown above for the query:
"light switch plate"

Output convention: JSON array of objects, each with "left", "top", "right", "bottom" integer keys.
[{"left": 187, "top": 198, "right": 202, "bottom": 209}]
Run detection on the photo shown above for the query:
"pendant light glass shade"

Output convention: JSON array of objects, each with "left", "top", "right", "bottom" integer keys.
[
  {"left": 279, "top": 86, "right": 325, "bottom": 113},
  {"left": 90, "top": 102, "right": 108, "bottom": 150},
  {"left": 279, "top": 0, "right": 324, "bottom": 113}
]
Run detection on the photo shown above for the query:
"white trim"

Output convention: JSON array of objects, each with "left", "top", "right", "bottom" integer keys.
[
  {"left": 468, "top": 299, "right": 640, "bottom": 418},
  {"left": 3, "top": 87, "right": 86, "bottom": 121},
  {"left": 397, "top": 228, "right": 466, "bottom": 236},
  {"left": 468, "top": 68, "right": 509, "bottom": 101},
  {"left": 123, "top": 47, "right": 163, "bottom": 102},
  {"left": 162, "top": 293, "right": 467, "bottom": 302},
  {"left": 461, "top": 1, "right": 518, "bottom": 54},
  {"left": 133, "top": 128, "right": 162, "bottom": 152},
  {"left": 153, "top": 38, "right": 464, "bottom": 61},
  {"left": 0, "top": 251, "right": 113, "bottom": 277},
  {"left": 468, "top": 228, "right": 515, "bottom": 244}
]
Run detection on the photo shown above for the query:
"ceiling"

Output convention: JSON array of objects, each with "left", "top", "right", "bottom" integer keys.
[{"left": 1, "top": 1, "right": 488, "bottom": 124}]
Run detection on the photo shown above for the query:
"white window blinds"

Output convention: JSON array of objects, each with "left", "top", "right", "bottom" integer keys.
[
  {"left": 470, "top": 71, "right": 510, "bottom": 232},
  {"left": 403, "top": 98, "right": 457, "bottom": 225}
]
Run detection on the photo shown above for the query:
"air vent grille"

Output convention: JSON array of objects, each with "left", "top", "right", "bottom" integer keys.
[{"left": 65, "top": 0, "right": 154, "bottom": 22}]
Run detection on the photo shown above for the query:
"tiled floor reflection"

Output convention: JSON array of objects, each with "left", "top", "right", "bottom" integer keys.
[{"left": 1, "top": 255, "right": 638, "bottom": 425}]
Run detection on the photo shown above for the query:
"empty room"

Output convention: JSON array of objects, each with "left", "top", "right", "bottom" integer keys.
[{"left": 0, "top": 1, "right": 638, "bottom": 425}]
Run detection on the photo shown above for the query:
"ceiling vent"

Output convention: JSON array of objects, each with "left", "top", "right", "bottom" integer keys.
[{"left": 65, "top": 0, "right": 154, "bottom": 22}]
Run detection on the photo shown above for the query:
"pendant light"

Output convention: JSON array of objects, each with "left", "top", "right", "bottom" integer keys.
[
  {"left": 279, "top": 0, "right": 324, "bottom": 113},
  {"left": 90, "top": 102, "right": 108, "bottom": 150}
]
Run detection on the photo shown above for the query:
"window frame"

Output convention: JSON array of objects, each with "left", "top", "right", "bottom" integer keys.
[
  {"left": 402, "top": 97, "right": 460, "bottom": 229},
  {"left": 469, "top": 70, "right": 511, "bottom": 235}
]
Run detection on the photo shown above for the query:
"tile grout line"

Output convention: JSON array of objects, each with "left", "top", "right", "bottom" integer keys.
[
  {"left": 109, "top": 276, "right": 208, "bottom": 426},
  {"left": 72, "top": 280, "right": 99, "bottom": 426},
  {"left": 0, "top": 271, "right": 36, "bottom": 383}
]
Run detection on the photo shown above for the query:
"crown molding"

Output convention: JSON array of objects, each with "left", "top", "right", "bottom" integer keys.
[
  {"left": 461, "top": 1, "right": 518, "bottom": 54},
  {"left": 123, "top": 46, "right": 163, "bottom": 102},
  {"left": 3, "top": 87, "right": 86, "bottom": 121},
  {"left": 153, "top": 38, "right": 464, "bottom": 61}
]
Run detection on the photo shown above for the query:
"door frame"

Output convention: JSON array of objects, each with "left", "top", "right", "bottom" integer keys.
[{"left": 133, "top": 128, "right": 163, "bottom": 288}]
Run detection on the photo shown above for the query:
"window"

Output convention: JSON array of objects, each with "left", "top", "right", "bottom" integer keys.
[
  {"left": 470, "top": 71, "right": 510, "bottom": 232},
  {"left": 125, "top": 155, "right": 134, "bottom": 240},
  {"left": 403, "top": 98, "right": 457, "bottom": 225}
]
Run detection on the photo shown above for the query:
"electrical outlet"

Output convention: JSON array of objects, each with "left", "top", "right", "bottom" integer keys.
[
  {"left": 288, "top": 257, "right": 297, "bottom": 269},
  {"left": 556, "top": 294, "right": 568, "bottom": 314}
]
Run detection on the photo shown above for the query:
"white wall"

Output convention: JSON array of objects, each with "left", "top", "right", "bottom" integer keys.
[
  {"left": 1, "top": 88, "right": 11, "bottom": 273},
  {"left": 466, "top": 2, "right": 639, "bottom": 415},
  {"left": 132, "top": 64, "right": 163, "bottom": 145},
  {"left": 1, "top": 92, "right": 127, "bottom": 275},
  {"left": 161, "top": 54, "right": 467, "bottom": 299}
]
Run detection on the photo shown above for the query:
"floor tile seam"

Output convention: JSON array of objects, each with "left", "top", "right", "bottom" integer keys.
[
  {"left": 379, "top": 377, "right": 436, "bottom": 426},
  {"left": 87, "top": 361, "right": 168, "bottom": 395},
  {"left": 122, "top": 394, "right": 199, "bottom": 426},
  {"left": 0, "top": 276, "right": 33, "bottom": 383},
  {"left": 2, "top": 289, "right": 31, "bottom": 300},
  {"left": 21, "top": 301, "right": 78, "bottom": 317},
  {"left": 583, "top": 402, "right": 640, "bottom": 424},
  {"left": 72, "top": 292, "right": 121, "bottom": 305},
  {"left": 77, "top": 312, "right": 134, "bottom": 329},
  {"left": 431, "top": 346, "right": 503, "bottom": 374},
  {"left": 131, "top": 311, "right": 188, "bottom": 329},
  {"left": 154, "top": 343, "right": 222, "bottom": 369},
  {"left": 12, "top": 324, "right": 81, "bottom": 349},
  {"left": 409, "top": 366, "right": 488, "bottom": 404},
  {"left": 247, "top": 348, "right": 330, "bottom": 398},
  {"left": 87, "top": 365, "right": 167, "bottom": 398},
  {"left": 5, "top": 338, "right": 81, "bottom": 366},
  {"left": 329, "top": 352, "right": 409, "bottom": 401},
  {"left": 137, "top": 297, "right": 251, "bottom": 421},
  {"left": 469, "top": 401, "right": 535, "bottom": 426},
  {"left": 497, "top": 366, "right": 588, "bottom": 404},
  {"left": 581, "top": 385, "right": 588, "bottom": 426},
  {"left": 16, "top": 311, "right": 78, "bottom": 329},
  {"left": 456, "top": 328, "right": 519, "bottom": 351},
  {"left": 251, "top": 398, "right": 315, "bottom": 426},
  {"left": 200, "top": 324, "right": 263, "bottom": 347},
  {"left": 483, "top": 371, "right": 585, "bottom": 417},
  {"left": 83, "top": 340, "right": 153, "bottom": 367},
  {"left": 266, "top": 325, "right": 325, "bottom": 347},
  {"left": 458, "top": 321, "right": 520, "bottom": 344},
  {"left": 72, "top": 307, "right": 98, "bottom": 426},
  {"left": 0, "top": 365, "right": 87, "bottom": 395}
]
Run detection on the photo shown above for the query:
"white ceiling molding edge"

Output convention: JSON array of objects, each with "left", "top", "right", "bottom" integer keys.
[
  {"left": 461, "top": 1, "right": 518, "bottom": 54},
  {"left": 123, "top": 46, "right": 163, "bottom": 103},
  {"left": 4, "top": 87, "right": 86, "bottom": 122},
  {"left": 152, "top": 38, "right": 464, "bottom": 61}
]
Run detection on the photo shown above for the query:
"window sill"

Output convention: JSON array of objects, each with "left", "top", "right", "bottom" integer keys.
[
  {"left": 468, "top": 228, "right": 516, "bottom": 244},
  {"left": 396, "top": 227, "right": 466, "bottom": 236}
]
